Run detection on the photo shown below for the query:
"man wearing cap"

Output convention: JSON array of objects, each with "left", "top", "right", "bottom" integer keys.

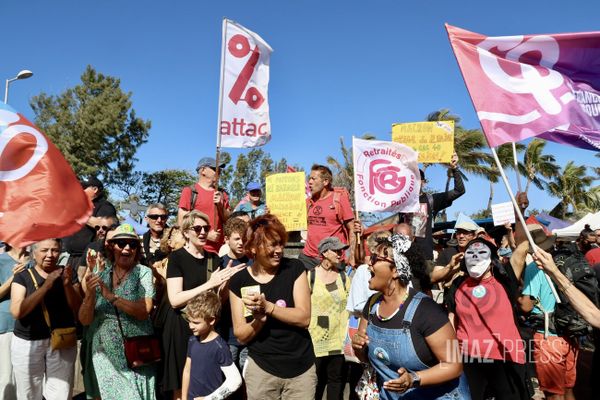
[
  {"left": 233, "top": 182, "right": 267, "bottom": 220},
  {"left": 431, "top": 218, "right": 477, "bottom": 285},
  {"left": 63, "top": 176, "right": 117, "bottom": 270},
  {"left": 177, "top": 157, "right": 230, "bottom": 255},
  {"left": 400, "top": 153, "right": 465, "bottom": 262}
]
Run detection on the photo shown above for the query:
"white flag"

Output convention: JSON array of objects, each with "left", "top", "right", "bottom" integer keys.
[
  {"left": 352, "top": 137, "right": 420, "bottom": 213},
  {"left": 218, "top": 19, "right": 273, "bottom": 148}
]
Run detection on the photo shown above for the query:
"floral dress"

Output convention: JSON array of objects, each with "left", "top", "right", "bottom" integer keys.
[{"left": 90, "top": 264, "right": 156, "bottom": 400}]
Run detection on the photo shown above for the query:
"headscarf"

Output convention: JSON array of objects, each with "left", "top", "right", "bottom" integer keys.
[{"left": 388, "top": 234, "right": 412, "bottom": 284}]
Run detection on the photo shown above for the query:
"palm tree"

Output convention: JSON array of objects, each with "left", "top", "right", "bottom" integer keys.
[
  {"left": 484, "top": 143, "right": 526, "bottom": 211},
  {"left": 519, "top": 138, "right": 560, "bottom": 192},
  {"left": 548, "top": 162, "right": 599, "bottom": 219},
  {"left": 326, "top": 133, "right": 376, "bottom": 204}
]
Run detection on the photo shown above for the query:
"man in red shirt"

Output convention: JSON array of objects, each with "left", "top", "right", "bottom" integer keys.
[
  {"left": 298, "top": 165, "right": 355, "bottom": 270},
  {"left": 177, "top": 157, "right": 230, "bottom": 255}
]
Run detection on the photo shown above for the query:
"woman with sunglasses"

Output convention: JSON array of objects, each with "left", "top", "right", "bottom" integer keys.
[
  {"left": 229, "top": 214, "right": 316, "bottom": 399},
  {"left": 79, "top": 224, "right": 156, "bottom": 400},
  {"left": 352, "top": 234, "right": 469, "bottom": 399},
  {"left": 162, "top": 210, "right": 244, "bottom": 400}
]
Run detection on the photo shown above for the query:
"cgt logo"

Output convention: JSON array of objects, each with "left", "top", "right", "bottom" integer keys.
[{"left": 0, "top": 109, "right": 48, "bottom": 182}]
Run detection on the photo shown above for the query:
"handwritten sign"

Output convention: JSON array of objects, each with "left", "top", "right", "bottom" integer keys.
[
  {"left": 266, "top": 172, "right": 307, "bottom": 231},
  {"left": 391, "top": 121, "right": 454, "bottom": 163},
  {"left": 491, "top": 202, "right": 516, "bottom": 226}
]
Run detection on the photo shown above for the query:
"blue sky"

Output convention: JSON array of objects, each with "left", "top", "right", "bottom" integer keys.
[{"left": 2, "top": 0, "right": 598, "bottom": 220}]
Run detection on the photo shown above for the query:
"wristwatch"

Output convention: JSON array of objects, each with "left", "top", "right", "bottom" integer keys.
[{"left": 409, "top": 371, "right": 421, "bottom": 388}]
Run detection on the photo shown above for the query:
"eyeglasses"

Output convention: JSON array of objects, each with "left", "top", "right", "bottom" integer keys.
[
  {"left": 191, "top": 225, "right": 211, "bottom": 234},
  {"left": 147, "top": 214, "right": 168, "bottom": 221},
  {"left": 369, "top": 253, "right": 394, "bottom": 266},
  {"left": 113, "top": 240, "right": 140, "bottom": 249}
]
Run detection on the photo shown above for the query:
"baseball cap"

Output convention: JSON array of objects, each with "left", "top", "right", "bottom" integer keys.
[
  {"left": 318, "top": 237, "right": 349, "bottom": 255},
  {"left": 196, "top": 157, "right": 226, "bottom": 172},
  {"left": 80, "top": 176, "right": 103, "bottom": 191},
  {"left": 246, "top": 182, "right": 261, "bottom": 191}
]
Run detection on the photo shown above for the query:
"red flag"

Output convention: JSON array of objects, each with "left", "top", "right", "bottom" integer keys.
[{"left": 0, "top": 104, "right": 92, "bottom": 246}]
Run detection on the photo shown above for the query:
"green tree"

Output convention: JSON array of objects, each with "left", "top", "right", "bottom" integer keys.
[
  {"left": 548, "top": 162, "right": 598, "bottom": 219},
  {"left": 30, "top": 65, "right": 151, "bottom": 186},
  {"left": 484, "top": 143, "right": 525, "bottom": 211},
  {"left": 140, "top": 169, "right": 196, "bottom": 214},
  {"left": 518, "top": 138, "right": 560, "bottom": 192}
]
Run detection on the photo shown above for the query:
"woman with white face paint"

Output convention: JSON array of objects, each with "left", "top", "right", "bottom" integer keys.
[{"left": 444, "top": 238, "right": 532, "bottom": 400}]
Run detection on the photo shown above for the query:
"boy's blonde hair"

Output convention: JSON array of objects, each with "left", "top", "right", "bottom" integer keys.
[{"left": 184, "top": 291, "right": 221, "bottom": 321}]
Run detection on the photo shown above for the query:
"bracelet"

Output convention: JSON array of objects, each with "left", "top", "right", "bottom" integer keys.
[
  {"left": 109, "top": 295, "right": 119, "bottom": 304},
  {"left": 267, "top": 302, "right": 276, "bottom": 316}
]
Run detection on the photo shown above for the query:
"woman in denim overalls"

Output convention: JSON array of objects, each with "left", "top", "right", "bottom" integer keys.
[{"left": 352, "top": 234, "right": 471, "bottom": 399}]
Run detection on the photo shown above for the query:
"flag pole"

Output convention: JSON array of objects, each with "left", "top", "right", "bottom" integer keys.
[
  {"left": 490, "top": 146, "right": 561, "bottom": 303},
  {"left": 213, "top": 18, "right": 228, "bottom": 227},
  {"left": 352, "top": 136, "right": 364, "bottom": 265},
  {"left": 512, "top": 142, "right": 523, "bottom": 194}
]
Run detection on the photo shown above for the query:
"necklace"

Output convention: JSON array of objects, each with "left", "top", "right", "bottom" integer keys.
[
  {"left": 114, "top": 268, "right": 129, "bottom": 286},
  {"left": 376, "top": 290, "right": 410, "bottom": 322}
]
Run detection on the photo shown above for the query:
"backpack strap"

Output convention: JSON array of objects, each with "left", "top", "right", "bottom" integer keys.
[
  {"left": 309, "top": 267, "right": 348, "bottom": 295},
  {"left": 189, "top": 185, "right": 198, "bottom": 211}
]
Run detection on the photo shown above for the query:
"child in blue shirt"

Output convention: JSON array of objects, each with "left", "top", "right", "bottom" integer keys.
[{"left": 182, "top": 291, "right": 242, "bottom": 400}]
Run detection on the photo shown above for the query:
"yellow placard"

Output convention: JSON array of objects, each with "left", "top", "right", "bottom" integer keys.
[
  {"left": 266, "top": 172, "right": 308, "bottom": 231},
  {"left": 391, "top": 121, "right": 454, "bottom": 163}
]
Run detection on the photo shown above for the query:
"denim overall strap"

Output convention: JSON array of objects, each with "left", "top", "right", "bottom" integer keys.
[{"left": 367, "top": 292, "right": 471, "bottom": 400}]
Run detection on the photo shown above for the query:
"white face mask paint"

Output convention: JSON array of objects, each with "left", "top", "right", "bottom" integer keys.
[{"left": 464, "top": 242, "right": 492, "bottom": 279}]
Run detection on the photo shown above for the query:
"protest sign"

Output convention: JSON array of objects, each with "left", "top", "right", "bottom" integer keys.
[
  {"left": 353, "top": 137, "right": 420, "bottom": 213},
  {"left": 266, "top": 172, "right": 307, "bottom": 231},
  {"left": 491, "top": 202, "right": 516, "bottom": 226},
  {"left": 391, "top": 121, "right": 454, "bottom": 163}
]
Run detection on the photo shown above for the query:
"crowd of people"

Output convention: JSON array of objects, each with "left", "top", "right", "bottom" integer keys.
[{"left": 1, "top": 155, "right": 599, "bottom": 400}]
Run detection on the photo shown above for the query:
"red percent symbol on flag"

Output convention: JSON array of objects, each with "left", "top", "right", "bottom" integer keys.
[{"left": 228, "top": 34, "right": 265, "bottom": 109}]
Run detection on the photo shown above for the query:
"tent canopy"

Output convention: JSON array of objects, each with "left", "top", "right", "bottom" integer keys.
[{"left": 552, "top": 211, "right": 600, "bottom": 238}]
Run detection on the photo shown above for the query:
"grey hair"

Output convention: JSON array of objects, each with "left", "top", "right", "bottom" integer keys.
[
  {"left": 30, "top": 238, "right": 62, "bottom": 252},
  {"left": 146, "top": 203, "right": 168, "bottom": 215}
]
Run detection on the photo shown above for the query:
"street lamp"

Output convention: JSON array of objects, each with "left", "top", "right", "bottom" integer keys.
[{"left": 4, "top": 69, "right": 34, "bottom": 104}]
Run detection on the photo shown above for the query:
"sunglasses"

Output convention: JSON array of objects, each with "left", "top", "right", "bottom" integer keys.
[
  {"left": 113, "top": 240, "right": 140, "bottom": 250},
  {"left": 147, "top": 214, "right": 168, "bottom": 221},
  {"left": 192, "top": 225, "right": 211, "bottom": 234},
  {"left": 369, "top": 253, "right": 394, "bottom": 266},
  {"left": 95, "top": 225, "right": 111, "bottom": 231}
]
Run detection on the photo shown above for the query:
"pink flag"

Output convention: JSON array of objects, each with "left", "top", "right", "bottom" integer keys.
[{"left": 447, "top": 24, "right": 600, "bottom": 148}]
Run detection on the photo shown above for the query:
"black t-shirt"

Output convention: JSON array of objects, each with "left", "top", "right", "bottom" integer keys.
[
  {"left": 435, "top": 246, "right": 460, "bottom": 267},
  {"left": 13, "top": 267, "right": 76, "bottom": 340},
  {"left": 229, "top": 258, "right": 315, "bottom": 378},
  {"left": 217, "top": 254, "right": 251, "bottom": 344},
  {"left": 166, "top": 248, "right": 209, "bottom": 298},
  {"left": 64, "top": 196, "right": 117, "bottom": 256},
  {"left": 362, "top": 289, "right": 449, "bottom": 367}
]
